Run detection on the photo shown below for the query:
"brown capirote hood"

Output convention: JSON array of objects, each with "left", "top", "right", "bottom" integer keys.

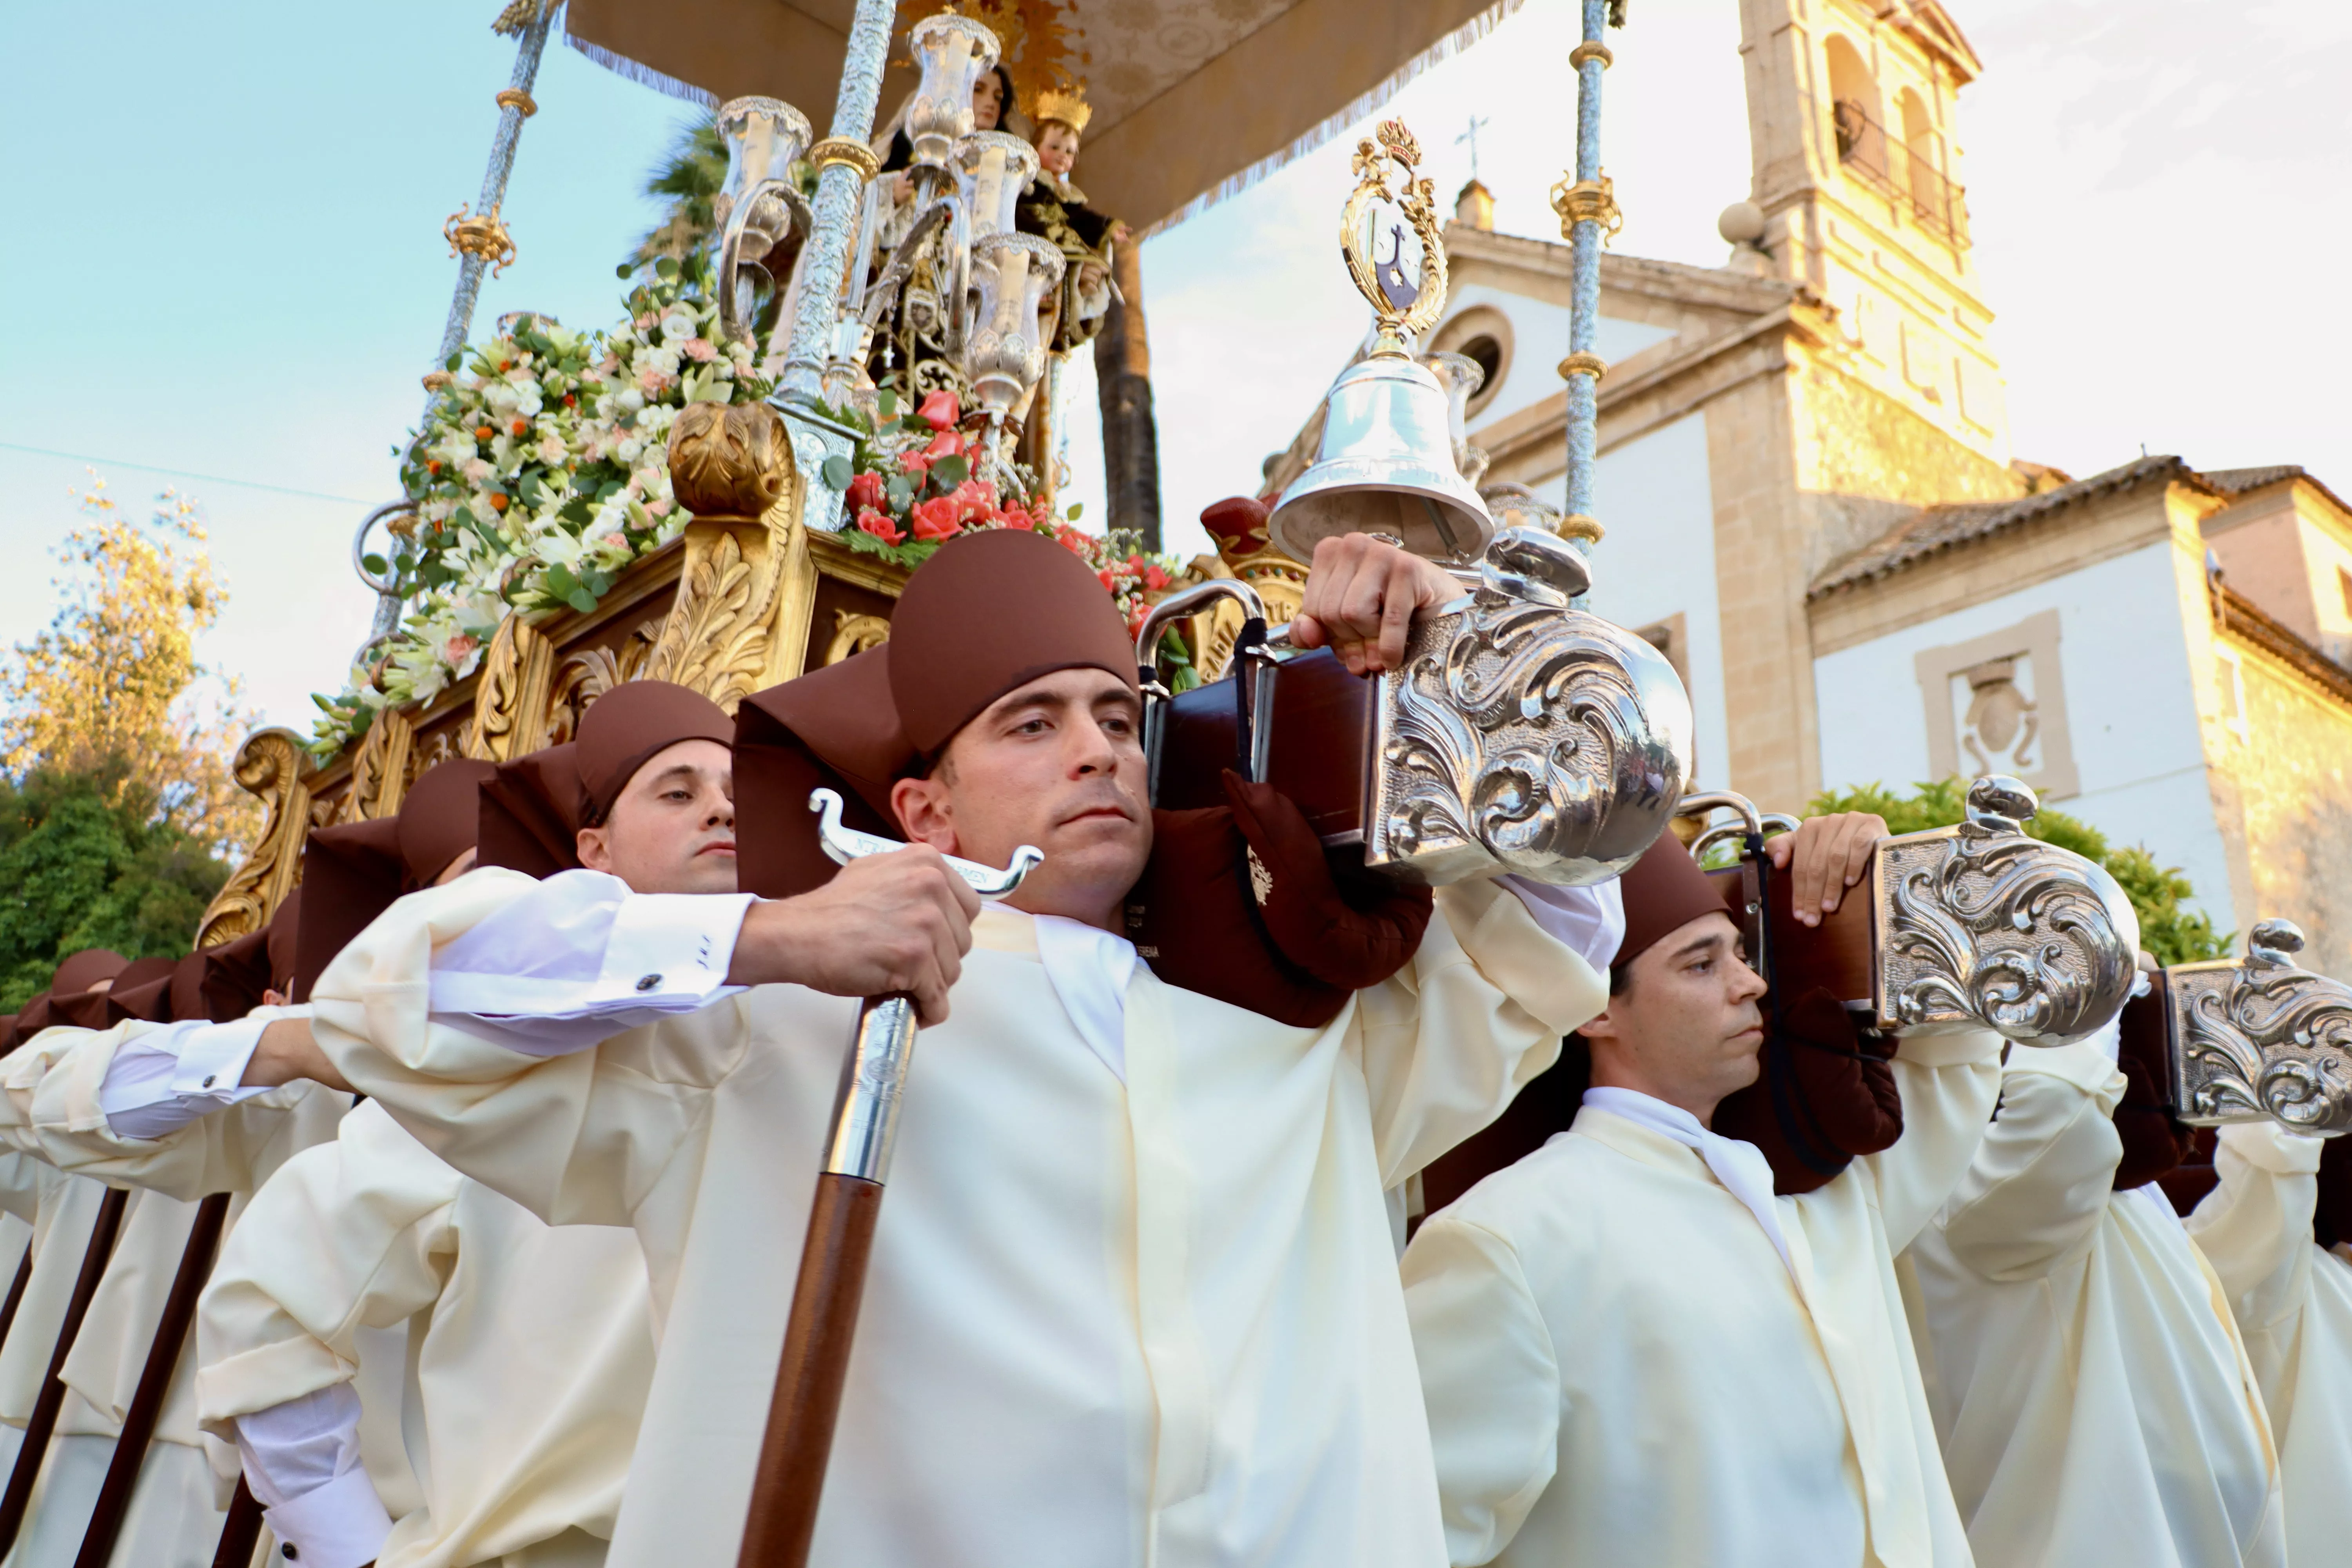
[
  {"left": 397, "top": 758, "right": 499, "bottom": 887},
  {"left": 1611, "top": 835, "right": 1738, "bottom": 977},
  {"left": 886, "top": 529, "right": 1138, "bottom": 762},
  {"left": 293, "top": 759, "right": 493, "bottom": 1004},
  {"left": 735, "top": 648, "right": 911, "bottom": 900},
  {"left": 478, "top": 742, "right": 588, "bottom": 878},
  {"left": 51, "top": 948, "right": 128, "bottom": 997},
  {"left": 575, "top": 681, "right": 734, "bottom": 828}
]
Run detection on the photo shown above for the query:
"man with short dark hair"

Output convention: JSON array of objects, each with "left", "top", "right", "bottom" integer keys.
[
  {"left": 312, "top": 530, "right": 1627, "bottom": 1568},
  {"left": 1402, "top": 828, "right": 2004, "bottom": 1568}
]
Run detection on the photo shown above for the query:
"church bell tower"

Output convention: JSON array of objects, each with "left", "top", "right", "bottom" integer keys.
[{"left": 1732, "top": 0, "right": 2009, "bottom": 463}]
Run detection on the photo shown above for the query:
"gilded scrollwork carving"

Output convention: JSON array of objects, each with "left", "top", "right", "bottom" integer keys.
[
  {"left": 1363, "top": 595, "right": 1692, "bottom": 886},
  {"left": 548, "top": 620, "right": 664, "bottom": 744},
  {"left": 194, "top": 729, "right": 315, "bottom": 949},
  {"left": 642, "top": 399, "right": 800, "bottom": 711},
  {"left": 2170, "top": 919, "right": 2352, "bottom": 1131},
  {"left": 338, "top": 703, "right": 416, "bottom": 822},
  {"left": 1871, "top": 776, "right": 2138, "bottom": 1048},
  {"left": 466, "top": 613, "right": 555, "bottom": 762},
  {"left": 824, "top": 611, "right": 891, "bottom": 666}
]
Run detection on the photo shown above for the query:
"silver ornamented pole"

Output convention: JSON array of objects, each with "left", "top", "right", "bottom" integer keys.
[
  {"left": 780, "top": 0, "right": 897, "bottom": 403},
  {"left": 1546, "top": 0, "right": 1622, "bottom": 570},
  {"left": 359, "top": 0, "right": 561, "bottom": 652}
]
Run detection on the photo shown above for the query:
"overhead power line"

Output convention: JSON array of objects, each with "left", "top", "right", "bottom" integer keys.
[{"left": 0, "top": 441, "right": 372, "bottom": 507}]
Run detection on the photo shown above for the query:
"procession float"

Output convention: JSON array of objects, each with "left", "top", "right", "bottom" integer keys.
[{"left": 169, "top": 1, "right": 2347, "bottom": 1559}]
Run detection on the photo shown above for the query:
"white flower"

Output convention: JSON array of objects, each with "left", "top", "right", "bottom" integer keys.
[
  {"left": 481, "top": 381, "right": 518, "bottom": 414},
  {"left": 647, "top": 343, "right": 684, "bottom": 379},
  {"left": 512, "top": 385, "right": 545, "bottom": 417},
  {"left": 461, "top": 458, "right": 494, "bottom": 486},
  {"left": 617, "top": 387, "right": 646, "bottom": 414},
  {"left": 637, "top": 403, "right": 677, "bottom": 437},
  {"left": 535, "top": 433, "right": 567, "bottom": 466},
  {"left": 660, "top": 309, "right": 695, "bottom": 343},
  {"left": 615, "top": 436, "right": 646, "bottom": 466}
]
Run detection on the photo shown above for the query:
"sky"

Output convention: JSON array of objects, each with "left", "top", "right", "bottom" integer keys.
[{"left": 1, "top": 0, "right": 2345, "bottom": 738}]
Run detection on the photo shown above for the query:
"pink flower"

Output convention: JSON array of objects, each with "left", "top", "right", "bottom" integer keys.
[
  {"left": 857, "top": 508, "right": 903, "bottom": 544},
  {"left": 897, "top": 450, "right": 931, "bottom": 478},
  {"left": 646, "top": 497, "right": 672, "bottom": 517},
  {"left": 682, "top": 337, "right": 718, "bottom": 363},
  {"left": 916, "top": 390, "right": 960, "bottom": 431},
  {"left": 444, "top": 632, "right": 480, "bottom": 664},
  {"left": 637, "top": 365, "right": 675, "bottom": 395},
  {"left": 909, "top": 495, "right": 962, "bottom": 542},
  {"left": 923, "top": 429, "right": 964, "bottom": 461},
  {"left": 846, "top": 471, "right": 886, "bottom": 515},
  {"left": 1143, "top": 563, "right": 1171, "bottom": 592},
  {"left": 948, "top": 478, "right": 997, "bottom": 523}
]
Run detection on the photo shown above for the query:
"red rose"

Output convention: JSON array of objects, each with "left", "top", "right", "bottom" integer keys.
[
  {"left": 856, "top": 507, "right": 902, "bottom": 545},
  {"left": 916, "top": 390, "right": 961, "bottom": 431},
  {"left": 846, "top": 471, "right": 886, "bottom": 514},
  {"left": 898, "top": 450, "right": 930, "bottom": 478},
  {"left": 909, "top": 495, "right": 962, "bottom": 542},
  {"left": 1143, "top": 564, "right": 1171, "bottom": 591},
  {"left": 923, "top": 430, "right": 964, "bottom": 461}
]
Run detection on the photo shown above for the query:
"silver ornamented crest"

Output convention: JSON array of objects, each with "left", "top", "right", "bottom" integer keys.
[
  {"left": 1871, "top": 777, "right": 2140, "bottom": 1047},
  {"left": 2171, "top": 919, "right": 2352, "bottom": 1132}
]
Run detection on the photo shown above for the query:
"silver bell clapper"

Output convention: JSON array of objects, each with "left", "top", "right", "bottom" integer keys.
[
  {"left": 1269, "top": 120, "right": 1494, "bottom": 565},
  {"left": 737, "top": 789, "right": 1040, "bottom": 1568},
  {"left": 713, "top": 96, "right": 816, "bottom": 355}
]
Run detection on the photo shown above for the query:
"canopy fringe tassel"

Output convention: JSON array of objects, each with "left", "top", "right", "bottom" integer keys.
[
  {"left": 1140, "top": 0, "right": 1528, "bottom": 238},
  {"left": 565, "top": 26, "right": 720, "bottom": 108}
]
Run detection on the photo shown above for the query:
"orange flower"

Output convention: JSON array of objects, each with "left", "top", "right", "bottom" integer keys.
[
  {"left": 475, "top": 425, "right": 495, "bottom": 441},
  {"left": 488, "top": 493, "right": 509, "bottom": 512},
  {"left": 510, "top": 418, "right": 529, "bottom": 437}
]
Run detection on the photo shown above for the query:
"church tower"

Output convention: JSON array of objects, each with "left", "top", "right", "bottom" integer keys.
[{"left": 1733, "top": 0, "right": 2008, "bottom": 464}]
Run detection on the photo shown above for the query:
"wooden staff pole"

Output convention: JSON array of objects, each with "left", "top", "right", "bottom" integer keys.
[
  {"left": 210, "top": 1478, "right": 263, "bottom": 1568},
  {"left": 0, "top": 1250, "right": 32, "bottom": 1355},
  {"left": 74, "top": 1191, "right": 231, "bottom": 1568},
  {"left": 0, "top": 1185, "right": 130, "bottom": 1553}
]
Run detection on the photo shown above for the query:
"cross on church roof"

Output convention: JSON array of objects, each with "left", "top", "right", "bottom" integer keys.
[{"left": 1457, "top": 115, "right": 1490, "bottom": 184}]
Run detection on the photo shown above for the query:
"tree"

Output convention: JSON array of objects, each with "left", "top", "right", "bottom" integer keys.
[
  {"left": 628, "top": 114, "right": 727, "bottom": 274},
  {"left": 0, "top": 475, "right": 260, "bottom": 849},
  {"left": 0, "top": 475, "right": 261, "bottom": 1001},
  {"left": 1806, "top": 777, "right": 2232, "bottom": 967}
]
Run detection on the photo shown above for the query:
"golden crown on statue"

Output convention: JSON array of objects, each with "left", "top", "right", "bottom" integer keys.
[{"left": 1028, "top": 82, "right": 1093, "bottom": 132}]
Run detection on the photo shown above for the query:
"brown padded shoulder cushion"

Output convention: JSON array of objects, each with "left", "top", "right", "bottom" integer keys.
[{"left": 1711, "top": 987, "right": 1903, "bottom": 1195}]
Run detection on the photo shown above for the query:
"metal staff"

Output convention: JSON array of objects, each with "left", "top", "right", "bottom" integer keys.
[
  {"left": 736, "top": 791, "right": 1040, "bottom": 1568},
  {"left": 73, "top": 1190, "right": 231, "bottom": 1568},
  {"left": 0, "top": 1185, "right": 129, "bottom": 1553}
]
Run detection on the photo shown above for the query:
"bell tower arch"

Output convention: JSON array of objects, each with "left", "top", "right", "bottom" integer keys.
[{"left": 1736, "top": 0, "right": 2008, "bottom": 463}]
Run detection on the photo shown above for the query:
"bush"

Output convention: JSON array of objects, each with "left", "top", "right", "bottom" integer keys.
[{"left": 1806, "top": 779, "right": 2231, "bottom": 967}]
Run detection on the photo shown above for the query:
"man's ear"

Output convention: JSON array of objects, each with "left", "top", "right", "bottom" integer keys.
[
  {"left": 576, "top": 826, "right": 612, "bottom": 873},
  {"left": 891, "top": 775, "right": 960, "bottom": 856}
]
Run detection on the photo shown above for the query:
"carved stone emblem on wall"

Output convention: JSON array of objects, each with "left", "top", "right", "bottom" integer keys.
[{"left": 1914, "top": 607, "right": 2081, "bottom": 800}]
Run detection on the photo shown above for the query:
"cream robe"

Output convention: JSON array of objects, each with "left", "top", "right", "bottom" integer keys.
[
  {"left": 313, "top": 869, "right": 1605, "bottom": 1568},
  {"left": 198, "top": 1098, "right": 656, "bottom": 1568},
  {"left": 1400, "top": 1025, "right": 2003, "bottom": 1568},
  {"left": 2186, "top": 1120, "right": 2352, "bottom": 1566},
  {"left": 1902, "top": 1041, "right": 2284, "bottom": 1568},
  {"left": 0, "top": 1021, "right": 353, "bottom": 1567}
]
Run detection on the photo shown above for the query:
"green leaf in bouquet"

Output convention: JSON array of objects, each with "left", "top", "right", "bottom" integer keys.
[
  {"left": 559, "top": 495, "right": 594, "bottom": 525},
  {"left": 583, "top": 568, "right": 613, "bottom": 595},
  {"left": 616, "top": 262, "right": 633, "bottom": 279},
  {"left": 820, "top": 454, "right": 853, "bottom": 491},
  {"left": 567, "top": 587, "right": 599, "bottom": 613},
  {"left": 878, "top": 388, "right": 898, "bottom": 419},
  {"left": 656, "top": 257, "right": 680, "bottom": 280},
  {"left": 543, "top": 562, "right": 578, "bottom": 598},
  {"left": 931, "top": 454, "right": 969, "bottom": 488},
  {"left": 361, "top": 552, "right": 389, "bottom": 577},
  {"left": 1065, "top": 503, "right": 1084, "bottom": 521},
  {"left": 886, "top": 476, "right": 915, "bottom": 512}
]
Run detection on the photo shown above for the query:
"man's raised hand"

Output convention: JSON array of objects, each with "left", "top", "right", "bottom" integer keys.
[
  {"left": 732, "top": 846, "right": 982, "bottom": 1026},
  {"left": 1290, "top": 533, "right": 1463, "bottom": 677},
  {"left": 1764, "top": 811, "right": 1890, "bottom": 928}
]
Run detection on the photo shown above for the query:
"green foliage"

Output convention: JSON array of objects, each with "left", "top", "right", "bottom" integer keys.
[
  {"left": 1806, "top": 778, "right": 2232, "bottom": 967},
  {"left": 0, "top": 762, "right": 228, "bottom": 1009},
  {"left": 628, "top": 116, "right": 728, "bottom": 272}
]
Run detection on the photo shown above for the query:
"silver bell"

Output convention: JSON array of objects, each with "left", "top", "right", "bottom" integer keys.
[{"left": 1267, "top": 356, "right": 1495, "bottom": 564}]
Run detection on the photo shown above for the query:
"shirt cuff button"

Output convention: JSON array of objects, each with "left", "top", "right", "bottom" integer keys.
[
  {"left": 634, "top": 974, "right": 663, "bottom": 993},
  {"left": 281, "top": 1546, "right": 298, "bottom": 1561},
  {"left": 201, "top": 1075, "right": 216, "bottom": 1089}
]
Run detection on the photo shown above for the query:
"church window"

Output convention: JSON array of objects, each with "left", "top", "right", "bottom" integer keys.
[
  {"left": 1459, "top": 336, "right": 1504, "bottom": 407},
  {"left": 1825, "top": 36, "right": 1891, "bottom": 195},
  {"left": 2337, "top": 565, "right": 2352, "bottom": 621},
  {"left": 1430, "top": 305, "right": 1514, "bottom": 419}
]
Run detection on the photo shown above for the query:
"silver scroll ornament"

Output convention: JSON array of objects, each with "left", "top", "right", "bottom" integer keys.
[
  {"left": 1869, "top": 776, "right": 2140, "bottom": 1048},
  {"left": 2170, "top": 919, "right": 2352, "bottom": 1132},
  {"left": 1361, "top": 528, "right": 1691, "bottom": 886}
]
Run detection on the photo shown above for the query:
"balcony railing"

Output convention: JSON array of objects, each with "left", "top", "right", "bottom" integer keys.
[{"left": 1832, "top": 98, "right": 1970, "bottom": 248}]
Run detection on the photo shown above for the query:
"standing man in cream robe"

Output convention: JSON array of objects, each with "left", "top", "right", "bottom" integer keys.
[
  {"left": 1402, "top": 828, "right": 2005, "bottom": 1568},
  {"left": 2188, "top": 1118, "right": 2352, "bottom": 1564},
  {"left": 311, "top": 530, "right": 1627, "bottom": 1568},
  {"left": 1903, "top": 1015, "right": 2283, "bottom": 1567}
]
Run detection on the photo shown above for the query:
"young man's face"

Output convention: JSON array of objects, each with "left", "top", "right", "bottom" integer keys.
[
  {"left": 891, "top": 666, "right": 1151, "bottom": 930},
  {"left": 577, "top": 739, "right": 738, "bottom": 895},
  {"left": 1579, "top": 911, "right": 1769, "bottom": 1125},
  {"left": 1037, "top": 123, "right": 1079, "bottom": 176},
  {"left": 972, "top": 71, "right": 1004, "bottom": 131}
]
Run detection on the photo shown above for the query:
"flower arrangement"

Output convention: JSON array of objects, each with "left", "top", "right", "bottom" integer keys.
[
  {"left": 817, "top": 388, "right": 1190, "bottom": 661},
  {"left": 308, "top": 256, "right": 769, "bottom": 756}
]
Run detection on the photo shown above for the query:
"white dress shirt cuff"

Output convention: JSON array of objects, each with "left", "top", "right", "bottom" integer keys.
[
  {"left": 259, "top": 1465, "right": 393, "bottom": 1568},
  {"left": 98, "top": 1016, "right": 278, "bottom": 1141}
]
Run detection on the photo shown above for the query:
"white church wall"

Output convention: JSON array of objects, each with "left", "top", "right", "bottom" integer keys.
[
  {"left": 1447, "top": 283, "right": 1675, "bottom": 431},
  {"left": 1586, "top": 410, "right": 1731, "bottom": 793},
  {"left": 1812, "top": 540, "right": 2237, "bottom": 927}
]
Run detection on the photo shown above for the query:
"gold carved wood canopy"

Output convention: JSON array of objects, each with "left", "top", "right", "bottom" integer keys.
[{"left": 563, "top": 0, "right": 1508, "bottom": 232}]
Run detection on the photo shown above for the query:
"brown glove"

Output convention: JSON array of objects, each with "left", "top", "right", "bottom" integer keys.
[
  {"left": 2316, "top": 1134, "right": 2352, "bottom": 1251},
  {"left": 2111, "top": 1023, "right": 2193, "bottom": 1192},
  {"left": 1712, "top": 987, "right": 1903, "bottom": 1195},
  {"left": 1124, "top": 773, "right": 1432, "bottom": 1028}
]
